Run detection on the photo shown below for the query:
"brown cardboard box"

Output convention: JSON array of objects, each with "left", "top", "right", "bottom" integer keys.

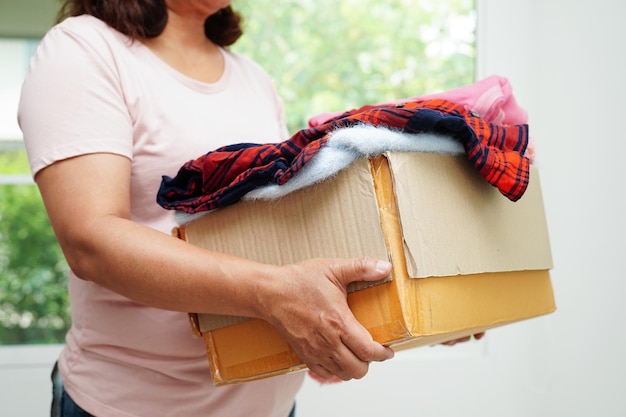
[{"left": 174, "top": 152, "right": 555, "bottom": 385}]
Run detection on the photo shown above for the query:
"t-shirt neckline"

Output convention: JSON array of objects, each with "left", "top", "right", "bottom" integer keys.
[{"left": 134, "top": 40, "right": 232, "bottom": 93}]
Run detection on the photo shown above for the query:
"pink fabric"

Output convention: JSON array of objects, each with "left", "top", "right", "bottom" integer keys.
[
  {"left": 308, "top": 75, "right": 528, "bottom": 127},
  {"left": 19, "top": 15, "right": 303, "bottom": 417},
  {"left": 307, "top": 75, "right": 534, "bottom": 162}
]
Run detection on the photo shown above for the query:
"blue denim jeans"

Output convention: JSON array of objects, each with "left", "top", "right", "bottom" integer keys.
[
  {"left": 51, "top": 363, "right": 93, "bottom": 416},
  {"left": 51, "top": 363, "right": 296, "bottom": 417},
  {"left": 59, "top": 390, "right": 94, "bottom": 417}
]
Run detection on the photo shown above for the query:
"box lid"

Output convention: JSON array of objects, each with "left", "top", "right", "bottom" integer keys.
[{"left": 389, "top": 152, "right": 553, "bottom": 278}]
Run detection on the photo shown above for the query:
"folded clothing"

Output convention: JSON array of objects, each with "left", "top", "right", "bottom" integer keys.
[{"left": 157, "top": 98, "right": 529, "bottom": 215}]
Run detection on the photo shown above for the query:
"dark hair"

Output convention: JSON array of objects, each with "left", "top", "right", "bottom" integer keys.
[{"left": 56, "top": 0, "right": 243, "bottom": 46}]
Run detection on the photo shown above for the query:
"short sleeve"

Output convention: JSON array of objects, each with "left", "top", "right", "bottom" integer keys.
[{"left": 18, "top": 17, "right": 134, "bottom": 178}]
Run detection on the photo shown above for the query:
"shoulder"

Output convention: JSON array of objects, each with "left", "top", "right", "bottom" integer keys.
[
  {"left": 24, "top": 15, "right": 137, "bottom": 95},
  {"left": 223, "top": 49, "right": 275, "bottom": 83},
  {"left": 49, "top": 14, "right": 128, "bottom": 44},
  {"left": 19, "top": 15, "right": 136, "bottom": 177},
  {"left": 225, "top": 49, "right": 264, "bottom": 71},
  {"left": 36, "top": 15, "right": 132, "bottom": 65},
  {"left": 220, "top": 49, "right": 287, "bottom": 138},
  {"left": 222, "top": 49, "right": 281, "bottom": 104}
]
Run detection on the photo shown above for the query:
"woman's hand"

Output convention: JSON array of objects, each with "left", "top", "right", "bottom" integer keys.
[{"left": 262, "top": 257, "right": 395, "bottom": 381}]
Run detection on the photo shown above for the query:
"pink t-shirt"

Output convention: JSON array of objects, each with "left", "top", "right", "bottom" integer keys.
[{"left": 18, "top": 15, "right": 304, "bottom": 417}]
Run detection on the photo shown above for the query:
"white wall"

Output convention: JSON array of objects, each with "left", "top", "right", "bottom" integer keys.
[
  {"left": 296, "top": 1, "right": 626, "bottom": 416},
  {"left": 0, "top": 345, "right": 63, "bottom": 416},
  {"left": 478, "top": 1, "right": 626, "bottom": 414}
]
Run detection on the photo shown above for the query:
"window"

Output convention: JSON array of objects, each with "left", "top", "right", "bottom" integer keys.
[
  {"left": 233, "top": 0, "right": 477, "bottom": 133},
  {"left": 0, "top": 0, "right": 476, "bottom": 346},
  {"left": 0, "top": 39, "right": 71, "bottom": 345}
]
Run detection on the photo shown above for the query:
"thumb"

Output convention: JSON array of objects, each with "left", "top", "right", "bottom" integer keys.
[{"left": 332, "top": 257, "right": 392, "bottom": 289}]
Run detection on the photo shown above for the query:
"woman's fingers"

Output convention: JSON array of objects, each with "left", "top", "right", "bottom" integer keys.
[{"left": 269, "top": 256, "right": 394, "bottom": 381}]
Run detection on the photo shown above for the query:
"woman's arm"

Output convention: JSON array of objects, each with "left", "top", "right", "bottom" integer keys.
[{"left": 36, "top": 151, "right": 393, "bottom": 380}]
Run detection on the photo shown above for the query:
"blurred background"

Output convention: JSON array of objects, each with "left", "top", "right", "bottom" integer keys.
[{"left": 0, "top": 0, "right": 624, "bottom": 416}]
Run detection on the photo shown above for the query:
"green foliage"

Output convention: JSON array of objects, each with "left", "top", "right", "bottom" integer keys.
[
  {"left": 0, "top": 181, "right": 70, "bottom": 344},
  {"left": 0, "top": 147, "right": 30, "bottom": 174},
  {"left": 0, "top": 1, "right": 475, "bottom": 345},
  {"left": 233, "top": 0, "right": 476, "bottom": 133}
]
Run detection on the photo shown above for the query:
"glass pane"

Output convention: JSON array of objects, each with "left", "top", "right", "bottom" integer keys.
[
  {"left": 0, "top": 181, "right": 70, "bottom": 345},
  {"left": 0, "top": 142, "right": 30, "bottom": 176},
  {"left": 0, "top": 39, "right": 37, "bottom": 143},
  {"left": 233, "top": 0, "right": 476, "bottom": 133},
  {"left": 0, "top": 38, "right": 69, "bottom": 346}
]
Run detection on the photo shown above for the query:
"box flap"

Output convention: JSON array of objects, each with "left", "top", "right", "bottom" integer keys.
[
  {"left": 388, "top": 152, "right": 553, "bottom": 278},
  {"left": 182, "top": 157, "right": 388, "bottom": 266}
]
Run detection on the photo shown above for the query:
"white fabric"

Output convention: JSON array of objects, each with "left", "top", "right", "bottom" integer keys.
[
  {"left": 244, "top": 124, "right": 464, "bottom": 201},
  {"left": 175, "top": 125, "right": 463, "bottom": 225}
]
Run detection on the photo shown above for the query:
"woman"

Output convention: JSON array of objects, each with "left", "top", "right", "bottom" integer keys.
[{"left": 18, "top": 1, "right": 394, "bottom": 416}]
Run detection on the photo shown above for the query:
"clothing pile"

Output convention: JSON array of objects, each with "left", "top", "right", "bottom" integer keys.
[{"left": 156, "top": 75, "right": 531, "bottom": 216}]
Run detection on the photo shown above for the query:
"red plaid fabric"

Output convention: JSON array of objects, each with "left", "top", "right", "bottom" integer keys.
[{"left": 157, "top": 99, "right": 529, "bottom": 214}]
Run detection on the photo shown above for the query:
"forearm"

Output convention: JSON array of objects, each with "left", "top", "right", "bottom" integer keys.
[
  {"left": 33, "top": 153, "right": 279, "bottom": 317},
  {"left": 64, "top": 214, "right": 279, "bottom": 318}
]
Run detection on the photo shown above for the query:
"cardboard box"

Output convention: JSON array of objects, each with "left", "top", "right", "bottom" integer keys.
[{"left": 174, "top": 152, "right": 555, "bottom": 385}]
